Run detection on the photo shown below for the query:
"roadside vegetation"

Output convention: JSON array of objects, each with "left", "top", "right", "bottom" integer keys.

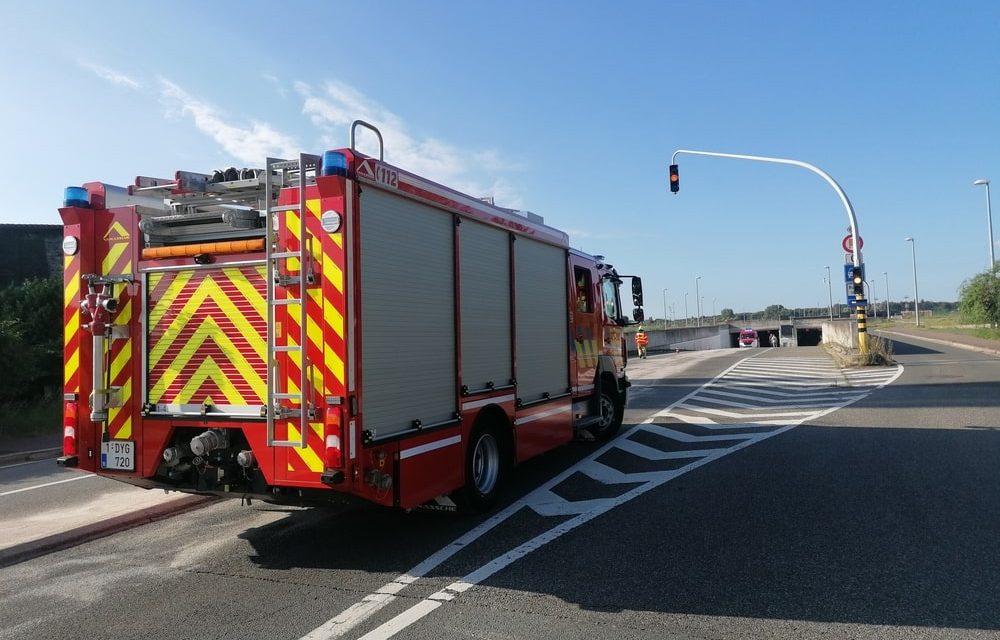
[{"left": 0, "top": 277, "right": 62, "bottom": 440}]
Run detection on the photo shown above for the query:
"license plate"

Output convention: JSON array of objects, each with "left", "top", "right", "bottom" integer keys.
[{"left": 101, "top": 440, "right": 135, "bottom": 471}]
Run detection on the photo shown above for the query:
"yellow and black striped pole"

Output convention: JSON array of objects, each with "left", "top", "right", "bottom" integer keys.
[{"left": 856, "top": 294, "right": 869, "bottom": 354}]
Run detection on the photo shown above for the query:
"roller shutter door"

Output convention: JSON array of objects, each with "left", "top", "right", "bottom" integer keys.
[
  {"left": 359, "top": 188, "right": 456, "bottom": 437},
  {"left": 514, "top": 239, "right": 569, "bottom": 403},
  {"left": 459, "top": 220, "right": 512, "bottom": 391}
]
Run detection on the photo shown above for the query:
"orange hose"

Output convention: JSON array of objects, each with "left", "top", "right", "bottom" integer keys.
[{"left": 142, "top": 238, "right": 265, "bottom": 260}]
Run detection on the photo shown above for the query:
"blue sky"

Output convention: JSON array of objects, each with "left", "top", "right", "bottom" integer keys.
[{"left": 2, "top": 1, "right": 998, "bottom": 315}]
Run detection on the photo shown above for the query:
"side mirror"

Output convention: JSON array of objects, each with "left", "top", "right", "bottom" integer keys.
[
  {"left": 631, "top": 277, "right": 643, "bottom": 307},
  {"left": 632, "top": 308, "right": 644, "bottom": 323}
]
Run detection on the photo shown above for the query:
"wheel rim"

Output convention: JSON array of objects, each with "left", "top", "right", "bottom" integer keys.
[
  {"left": 472, "top": 433, "right": 500, "bottom": 495},
  {"left": 596, "top": 394, "right": 615, "bottom": 430}
]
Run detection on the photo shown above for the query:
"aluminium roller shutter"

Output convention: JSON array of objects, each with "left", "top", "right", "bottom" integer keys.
[{"left": 359, "top": 188, "right": 456, "bottom": 438}]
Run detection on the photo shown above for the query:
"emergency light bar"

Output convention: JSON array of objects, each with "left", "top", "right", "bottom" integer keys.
[
  {"left": 63, "top": 186, "right": 90, "bottom": 208},
  {"left": 321, "top": 151, "right": 348, "bottom": 177}
]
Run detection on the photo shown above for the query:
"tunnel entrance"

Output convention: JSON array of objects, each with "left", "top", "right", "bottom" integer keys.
[
  {"left": 796, "top": 327, "right": 822, "bottom": 346},
  {"left": 759, "top": 329, "right": 779, "bottom": 347}
]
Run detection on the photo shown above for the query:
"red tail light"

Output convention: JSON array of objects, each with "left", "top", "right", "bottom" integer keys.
[
  {"left": 63, "top": 401, "right": 78, "bottom": 456},
  {"left": 324, "top": 406, "right": 344, "bottom": 469}
]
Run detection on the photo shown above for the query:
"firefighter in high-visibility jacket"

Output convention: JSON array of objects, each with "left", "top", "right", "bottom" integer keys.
[{"left": 635, "top": 327, "right": 649, "bottom": 359}]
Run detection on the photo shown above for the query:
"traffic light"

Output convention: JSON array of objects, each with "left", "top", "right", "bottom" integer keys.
[
  {"left": 669, "top": 164, "right": 679, "bottom": 193},
  {"left": 850, "top": 266, "right": 865, "bottom": 296}
]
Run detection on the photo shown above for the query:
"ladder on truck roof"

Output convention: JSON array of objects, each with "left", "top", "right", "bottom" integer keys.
[{"left": 265, "top": 154, "right": 321, "bottom": 448}]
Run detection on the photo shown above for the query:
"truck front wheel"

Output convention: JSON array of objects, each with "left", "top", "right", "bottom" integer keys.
[
  {"left": 591, "top": 386, "right": 624, "bottom": 441},
  {"left": 457, "top": 425, "right": 506, "bottom": 512}
]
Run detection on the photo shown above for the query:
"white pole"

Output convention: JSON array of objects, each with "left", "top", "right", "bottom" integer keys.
[
  {"left": 695, "top": 276, "right": 702, "bottom": 327},
  {"left": 824, "top": 265, "right": 833, "bottom": 321},
  {"left": 975, "top": 180, "right": 995, "bottom": 271},
  {"left": 906, "top": 237, "right": 920, "bottom": 327},
  {"left": 883, "top": 271, "right": 889, "bottom": 320}
]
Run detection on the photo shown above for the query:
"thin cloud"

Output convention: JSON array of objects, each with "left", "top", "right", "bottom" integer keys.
[
  {"left": 79, "top": 61, "right": 141, "bottom": 89},
  {"left": 159, "top": 78, "right": 299, "bottom": 164},
  {"left": 295, "top": 80, "right": 521, "bottom": 207},
  {"left": 263, "top": 74, "right": 289, "bottom": 99}
]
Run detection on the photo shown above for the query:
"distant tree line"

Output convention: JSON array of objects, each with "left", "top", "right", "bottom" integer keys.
[{"left": 642, "top": 300, "right": 961, "bottom": 328}]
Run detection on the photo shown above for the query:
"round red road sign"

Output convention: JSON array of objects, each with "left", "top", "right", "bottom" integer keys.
[{"left": 842, "top": 234, "right": 864, "bottom": 252}]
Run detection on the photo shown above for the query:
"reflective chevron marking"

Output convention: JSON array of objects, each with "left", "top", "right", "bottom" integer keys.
[{"left": 301, "top": 354, "right": 903, "bottom": 640}]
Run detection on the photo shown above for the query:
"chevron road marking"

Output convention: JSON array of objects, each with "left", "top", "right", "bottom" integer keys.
[{"left": 301, "top": 355, "right": 903, "bottom": 640}]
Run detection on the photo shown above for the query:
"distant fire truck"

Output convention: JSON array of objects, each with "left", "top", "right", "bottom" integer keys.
[{"left": 58, "top": 121, "right": 643, "bottom": 511}]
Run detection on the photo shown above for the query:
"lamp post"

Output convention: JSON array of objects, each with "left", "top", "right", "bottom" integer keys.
[
  {"left": 695, "top": 276, "right": 702, "bottom": 327},
  {"left": 883, "top": 271, "right": 889, "bottom": 320},
  {"left": 684, "top": 292, "right": 689, "bottom": 327},
  {"left": 712, "top": 297, "right": 717, "bottom": 323},
  {"left": 824, "top": 265, "right": 833, "bottom": 321},
  {"left": 868, "top": 280, "right": 878, "bottom": 319},
  {"left": 662, "top": 288, "right": 668, "bottom": 328},
  {"left": 905, "top": 237, "right": 920, "bottom": 326},
  {"left": 974, "top": 179, "right": 995, "bottom": 271}
]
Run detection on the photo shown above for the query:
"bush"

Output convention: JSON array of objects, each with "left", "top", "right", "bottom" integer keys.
[
  {"left": 959, "top": 270, "right": 1000, "bottom": 327},
  {"left": 0, "top": 277, "right": 63, "bottom": 404}
]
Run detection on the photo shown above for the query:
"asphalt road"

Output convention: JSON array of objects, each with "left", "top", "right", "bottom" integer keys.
[{"left": 2, "top": 340, "right": 999, "bottom": 640}]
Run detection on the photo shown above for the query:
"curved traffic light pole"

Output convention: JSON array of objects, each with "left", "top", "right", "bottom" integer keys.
[{"left": 670, "top": 149, "right": 869, "bottom": 353}]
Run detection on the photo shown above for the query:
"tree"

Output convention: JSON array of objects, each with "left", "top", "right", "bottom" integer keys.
[
  {"left": 0, "top": 277, "right": 62, "bottom": 403},
  {"left": 719, "top": 308, "right": 736, "bottom": 321},
  {"left": 762, "top": 304, "right": 787, "bottom": 319},
  {"left": 959, "top": 270, "right": 1000, "bottom": 327}
]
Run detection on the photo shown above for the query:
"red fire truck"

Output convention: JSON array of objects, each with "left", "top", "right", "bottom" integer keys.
[{"left": 57, "top": 121, "right": 643, "bottom": 511}]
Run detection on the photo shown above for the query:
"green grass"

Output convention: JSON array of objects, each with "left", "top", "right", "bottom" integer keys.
[
  {"left": 0, "top": 397, "right": 60, "bottom": 440},
  {"left": 872, "top": 311, "right": 1000, "bottom": 341}
]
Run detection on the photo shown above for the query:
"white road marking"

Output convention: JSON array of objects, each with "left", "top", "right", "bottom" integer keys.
[
  {"left": 299, "top": 356, "right": 904, "bottom": 640},
  {"left": 0, "top": 474, "right": 94, "bottom": 497},
  {"left": 0, "top": 458, "right": 55, "bottom": 470}
]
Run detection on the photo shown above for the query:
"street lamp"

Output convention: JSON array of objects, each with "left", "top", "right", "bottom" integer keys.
[
  {"left": 695, "top": 276, "right": 702, "bottom": 327},
  {"left": 662, "top": 288, "right": 668, "bottom": 328},
  {"left": 905, "top": 237, "right": 920, "bottom": 326},
  {"left": 868, "top": 279, "right": 878, "bottom": 319},
  {"left": 973, "top": 179, "right": 995, "bottom": 271},
  {"left": 824, "top": 265, "right": 833, "bottom": 321},
  {"left": 883, "top": 271, "right": 889, "bottom": 320},
  {"left": 712, "top": 297, "right": 717, "bottom": 323},
  {"left": 684, "top": 292, "right": 689, "bottom": 327}
]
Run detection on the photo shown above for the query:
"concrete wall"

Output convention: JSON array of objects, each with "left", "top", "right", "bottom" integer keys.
[
  {"left": 822, "top": 320, "right": 858, "bottom": 348},
  {"left": 628, "top": 326, "right": 730, "bottom": 356}
]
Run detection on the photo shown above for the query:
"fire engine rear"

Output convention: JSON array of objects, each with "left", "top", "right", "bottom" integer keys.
[{"left": 58, "top": 120, "right": 644, "bottom": 510}]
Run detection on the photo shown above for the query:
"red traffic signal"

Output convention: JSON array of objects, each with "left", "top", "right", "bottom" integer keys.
[{"left": 669, "top": 164, "right": 679, "bottom": 193}]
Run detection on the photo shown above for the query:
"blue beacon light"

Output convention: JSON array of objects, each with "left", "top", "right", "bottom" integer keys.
[
  {"left": 321, "top": 151, "right": 348, "bottom": 177},
  {"left": 63, "top": 186, "right": 90, "bottom": 208}
]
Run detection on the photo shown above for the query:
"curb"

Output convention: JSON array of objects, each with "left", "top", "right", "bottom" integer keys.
[
  {"left": 0, "top": 447, "right": 62, "bottom": 466},
  {"left": 875, "top": 330, "right": 1000, "bottom": 358},
  {"left": 0, "top": 494, "right": 216, "bottom": 568}
]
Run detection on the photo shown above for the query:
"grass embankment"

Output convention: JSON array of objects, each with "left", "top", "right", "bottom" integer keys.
[
  {"left": 0, "top": 397, "right": 60, "bottom": 441},
  {"left": 871, "top": 313, "right": 1000, "bottom": 341}
]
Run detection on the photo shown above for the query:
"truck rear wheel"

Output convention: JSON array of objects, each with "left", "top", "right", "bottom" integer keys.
[
  {"left": 591, "top": 386, "right": 624, "bottom": 441},
  {"left": 457, "top": 424, "right": 506, "bottom": 512}
]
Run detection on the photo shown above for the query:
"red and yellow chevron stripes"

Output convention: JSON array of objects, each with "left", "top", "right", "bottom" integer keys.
[
  {"left": 64, "top": 252, "right": 80, "bottom": 396},
  {"left": 277, "top": 197, "right": 346, "bottom": 475},
  {"left": 147, "top": 265, "right": 267, "bottom": 409},
  {"left": 104, "top": 229, "right": 134, "bottom": 439}
]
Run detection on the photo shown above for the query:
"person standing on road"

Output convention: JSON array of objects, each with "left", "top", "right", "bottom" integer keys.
[
  {"left": 635, "top": 327, "right": 649, "bottom": 359},
  {"left": 769, "top": 333, "right": 778, "bottom": 348}
]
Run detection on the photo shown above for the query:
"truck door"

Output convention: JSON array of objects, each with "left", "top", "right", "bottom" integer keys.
[{"left": 571, "top": 263, "right": 599, "bottom": 396}]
